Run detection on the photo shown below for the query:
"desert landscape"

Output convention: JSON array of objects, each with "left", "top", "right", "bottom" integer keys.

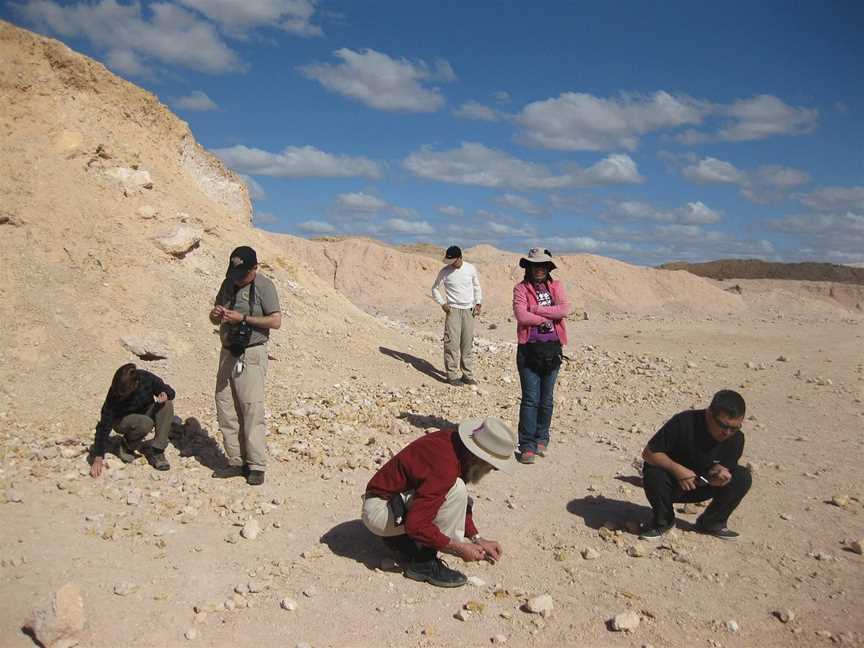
[{"left": 1, "top": 21, "right": 863, "bottom": 648}]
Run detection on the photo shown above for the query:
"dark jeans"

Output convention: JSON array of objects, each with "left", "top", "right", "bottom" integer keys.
[
  {"left": 642, "top": 463, "right": 752, "bottom": 530},
  {"left": 516, "top": 344, "right": 560, "bottom": 453},
  {"left": 113, "top": 401, "right": 174, "bottom": 452}
]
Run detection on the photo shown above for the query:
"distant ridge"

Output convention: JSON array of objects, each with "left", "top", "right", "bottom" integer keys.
[{"left": 660, "top": 259, "right": 864, "bottom": 285}]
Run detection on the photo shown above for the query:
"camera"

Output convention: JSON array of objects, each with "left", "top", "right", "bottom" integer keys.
[{"left": 228, "top": 320, "right": 253, "bottom": 356}]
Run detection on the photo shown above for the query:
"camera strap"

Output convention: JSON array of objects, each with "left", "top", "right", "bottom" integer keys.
[{"left": 229, "top": 279, "right": 256, "bottom": 314}]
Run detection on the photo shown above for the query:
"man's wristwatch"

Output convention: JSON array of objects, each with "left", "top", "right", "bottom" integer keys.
[
  {"left": 470, "top": 534, "right": 482, "bottom": 544},
  {"left": 242, "top": 315, "right": 247, "bottom": 323}
]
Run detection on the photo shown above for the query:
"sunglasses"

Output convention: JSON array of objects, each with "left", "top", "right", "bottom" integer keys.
[{"left": 711, "top": 410, "right": 742, "bottom": 432}]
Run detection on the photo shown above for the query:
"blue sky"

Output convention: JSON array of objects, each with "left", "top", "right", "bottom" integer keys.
[{"left": 5, "top": 0, "right": 863, "bottom": 265}]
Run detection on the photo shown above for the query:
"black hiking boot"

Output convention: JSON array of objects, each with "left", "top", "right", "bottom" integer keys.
[
  {"left": 212, "top": 464, "right": 249, "bottom": 479},
  {"left": 695, "top": 524, "right": 740, "bottom": 540},
  {"left": 403, "top": 557, "right": 467, "bottom": 588},
  {"left": 143, "top": 447, "right": 170, "bottom": 471},
  {"left": 246, "top": 470, "right": 265, "bottom": 486},
  {"left": 116, "top": 439, "right": 137, "bottom": 464}
]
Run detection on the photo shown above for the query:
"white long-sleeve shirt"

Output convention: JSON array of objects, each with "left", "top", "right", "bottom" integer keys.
[{"left": 431, "top": 261, "right": 482, "bottom": 309}]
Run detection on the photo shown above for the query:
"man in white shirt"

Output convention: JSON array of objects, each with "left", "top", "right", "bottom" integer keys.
[{"left": 431, "top": 246, "right": 483, "bottom": 386}]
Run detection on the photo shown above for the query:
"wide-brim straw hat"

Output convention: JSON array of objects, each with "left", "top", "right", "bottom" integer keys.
[
  {"left": 458, "top": 417, "right": 518, "bottom": 473},
  {"left": 518, "top": 247, "right": 556, "bottom": 269}
]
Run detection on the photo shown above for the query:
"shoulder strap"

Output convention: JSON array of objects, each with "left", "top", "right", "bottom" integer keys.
[{"left": 229, "top": 280, "right": 256, "bottom": 311}]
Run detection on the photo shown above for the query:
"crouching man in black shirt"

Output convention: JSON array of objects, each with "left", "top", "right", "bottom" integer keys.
[{"left": 639, "top": 390, "right": 752, "bottom": 541}]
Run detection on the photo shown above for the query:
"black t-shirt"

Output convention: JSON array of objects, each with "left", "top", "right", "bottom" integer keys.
[{"left": 647, "top": 409, "right": 744, "bottom": 474}]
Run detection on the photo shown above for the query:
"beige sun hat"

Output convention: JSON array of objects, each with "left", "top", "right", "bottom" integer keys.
[
  {"left": 458, "top": 417, "right": 518, "bottom": 473},
  {"left": 518, "top": 247, "right": 556, "bottom": 269}
]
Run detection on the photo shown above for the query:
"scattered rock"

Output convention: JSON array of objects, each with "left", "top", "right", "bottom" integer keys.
[
  {"left": 581, "top": 547, "right": 600, "bottom": 560},
  {"left": 247, "top": 581, "right": 266, "bottom": 594},
  {"left": 24, "top": 582, "right": 85, "bottom": 648},
  {"left": 726, "top": 620, "right": 740, "bottom": 633},
  {"left": 523, "top": 594, "right": 554, "bottom": 618},
  {"left": 464, "top": 600, "right": 485, "bottom": 613},
  {"left": 831, "top": 495, "right": 850, "bottom": 508},
  {"left": 6, "top": 488, "right": 23, "bottom": 503},
  {"left": 773, "top": 609, "right": 795, "bottom": 624},
  {"left": 849, "top": 540, "right": 863, "bottom": 555},
  {"left": 185, "top": 627, "right": 198, "bottom": 640},
  {"left": 241, "top": 519, "right": 260, "bottom": 540},
  {"left": 454, "top": 608, "right": 471, "bottom": 622},
  {"left": 777, "top": 355, "right": 789, "bottom": 362},
  {"left": 120, "top": 336, "right": 169, "bottom": 361},
  {"left": 627, "top": 545, "right": 646, "bottom": 558},
  {"left": 152, "top": 225, "right": 202, "bottom": 258},
  {"left": 136, "top": 205, "right": 158, "bottom": 219},
  {"left": 280, "top": 598, "right": 298, "bottom": 611},
  {"left": 106, "top": 166, "right": 152, "bottom": 189},
  {"left": 467, "top": 576, "right": 486, "bottom": 587},
  {"left": 611, "top": 610, "right": 640, "bottom": 631},
  {"left": 491, "top": 634, "right": 508, "bottom": 644},
  {"left": 113, "top": 582, "right": 138, "bottom": 597}
]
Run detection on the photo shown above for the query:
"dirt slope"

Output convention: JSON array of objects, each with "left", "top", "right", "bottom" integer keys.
[{"left": 661, "top": 259, "right": 864, "bottom": 285}]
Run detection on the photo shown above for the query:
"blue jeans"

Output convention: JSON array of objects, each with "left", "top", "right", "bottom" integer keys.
[{"left": 516, "top": 344, "right": 560, "bottom": 453}]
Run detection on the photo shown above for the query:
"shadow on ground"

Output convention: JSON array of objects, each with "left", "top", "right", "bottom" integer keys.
[
  {"left": 379, "top": 346, "right": 448, "bottom": 383},
  {"left": 320, "top": 520, "right": 394, "bottom": 570},
  {"left": 567, "top": 495, "right": 651, "bottom": 532},
  {"left": 169, "top": 417, "right": 228, "bottom": 471},
  {"left": 400, "top": 412, "right": 458, "bottom": 430}
]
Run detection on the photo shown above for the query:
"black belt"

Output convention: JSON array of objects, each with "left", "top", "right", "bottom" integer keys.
[{"left": 223, "top": 341, "right": 266, "bottom": 351}]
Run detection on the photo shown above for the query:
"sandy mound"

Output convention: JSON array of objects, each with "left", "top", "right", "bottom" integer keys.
[{"left": 661, "top": 259, "right": 864, "bottom": 284}]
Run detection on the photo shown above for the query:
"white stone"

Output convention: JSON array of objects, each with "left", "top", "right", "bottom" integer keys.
[
  {"left": 726, "top": 620, "right": 740, "bottom": 633},
  {"left": 185, "top": 627, "right": 198, "bottom": 640},
  {"left": 850, "top": 539, "right": 863, "bottom": 555},
  {"left": 137, "top": 205, "right": 158, "bottom": 219},
  {"left": 611, "top": 610, "right": 640, "bottom": 631},
  {"left": 24, "top": 582, "right": 85, "bottom": 648},
  {"left": 280, "top": 598, "right": 298, "bottom": 611},
  {"left": 454, "top": 608, "right": 471, "bottom": 621},
  {"left": 241, "top": 519, "right": 260, "bottom": 540},
  {"left": 467, "top": 576, "right": 487, "bottom": 587},
  {"left": 581, "top": 547, "right": 600, "bottom": 560},
  {"left": 106, "top": 166, "right": 152, "bottom": 188},
  {"left": 152, "top": 225, "right": 202, "bottom": 258},
  {"left": 120, "top": 336, "right": 169, "bottom": 360},
  {"left": 492, "top": 634, "right": 508, "bottom": 644},
  {"left": 774, "top": 609, "right": 795, "bottom": 623},
  {"left": 113, "top": 582, "right": 138, "bottom": 596},
  {"left": 524, "top": 594, "right": 554, "bottom": 618}
]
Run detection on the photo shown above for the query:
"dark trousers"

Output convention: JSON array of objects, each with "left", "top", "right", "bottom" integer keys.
[
  {"left": 113, "top": 401, "right": 174, "bottom": 452},
  {"left": 516, "top": 345, "right": 560, "bottom": 453},
  {"left": 642, "top": 463, "right": 752, "bottom": 530}
]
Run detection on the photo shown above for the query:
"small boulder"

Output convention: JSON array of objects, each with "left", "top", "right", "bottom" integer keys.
[
  {"left": 24, "top": 582, "right": 85, "bottom": 648},
  {"left": 120, "top": 336, "right": 169, "bottom": 361},
  {"left": 280, "top": 598, "right": 297, "bottom": 611},
  {"left": 611, "top": 610, "right": 640, "bottom": 631},
  {"left": 152, "top": 225, "right": 202, "bottom": 258},
  {"left": 241, "top": 519, "right": 260, "bottom": 540},
  {"left": 523, "top": 594, "right": 554, "bottom": 618},
  {"left": 849, "top": 539, "right": 863, "bottom": 555},
  {"left": 773, "top": 609, "right": 795, "bottom": 624}
]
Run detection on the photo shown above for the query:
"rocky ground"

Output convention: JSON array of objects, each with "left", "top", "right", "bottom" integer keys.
[{"left": 2, "top": 312, "right": 862, "bottom": 648}]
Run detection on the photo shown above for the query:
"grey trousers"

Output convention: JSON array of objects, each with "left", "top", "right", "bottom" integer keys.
[
  {"left": 443, "top": 307, "right": 475, "bottom": 381},
  {"left": 114, "top": 400, "right": 174, "bottom": 451},
  {"left": 215, "top": 345, "right": 269, "bottom": 472}
]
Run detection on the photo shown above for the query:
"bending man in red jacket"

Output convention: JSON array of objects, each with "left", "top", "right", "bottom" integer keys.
[{"left": 362, "top": 416, "right": 517, "bottom": 587}]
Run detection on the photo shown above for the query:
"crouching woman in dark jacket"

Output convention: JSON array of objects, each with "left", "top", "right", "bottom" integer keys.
[{"left": 90, "top": 363, "right": 176, "bottom": 477}]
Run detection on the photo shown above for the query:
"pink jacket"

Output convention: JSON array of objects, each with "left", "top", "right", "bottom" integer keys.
[{"left": 512, "top": 280, "right": 572, "bottom": 346}]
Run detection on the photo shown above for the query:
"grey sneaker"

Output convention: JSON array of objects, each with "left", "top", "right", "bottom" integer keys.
[
  {"left": 448, "top": 378, "right": 464, "bottom": 387},
  {"left": 639, "top": 525, "right": 673, "bottom": 541},
  {"left": 461, "top": 377, "right": 478, "bottom": 385}
]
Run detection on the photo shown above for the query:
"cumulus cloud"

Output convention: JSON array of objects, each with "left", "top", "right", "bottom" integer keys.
[
  {"left": 383, "top": 218, "right": 434, "bottom": 235},
  {"left": 177, "top": 0, "right": 322, "bottom": 38},
  {"left": 13, "top": 0, "right": 243, "bottom": 75},
  {"left": 214, "top": 144, "right": 383, "bottom": 179},
  {"left": 172, "top": 90, "right": 219, "bottom": 111},
  {"left": 403, "top": 143, "right": 643, "bottom": 190},
  {"left": 437, "top": 205, "right": 464, "bottom": 217},
  {"left": 681, "top": 157, "right": 745, "bottom": 184},
  {"left": 496, "top": 193, "right": 543, "bottom": 215},
  {"left": 602, "top": 200, "right": 722, "bottom": 225},
  {"left": 297, "top": 219, "right": 337, "bottom": 234},
  {"left": 492, "top": 90, "right": 511, "bottom": 104},
  {"left": 676, "top": 95, "right": 818, "bottom": 144},
  {"left": 515, "top": 91, "right": 706, "bottom": 151},
  {"left": 299, "top": 49, "right": 455, "bottom": 112},
  {"left": 795, "top": 186, "right": 864, "bottom": 212},
  {"left": 597, "top": 223, "right": 776, "bottom": 260},
  {"left": 335, "top": 192, "right": 390, "bottom": 212},
  {"left": 545, "top": 236, "right": 632, "bottom": 253},
  {"left": 452, "top": 101, "right": 500, "bottom": 121}
]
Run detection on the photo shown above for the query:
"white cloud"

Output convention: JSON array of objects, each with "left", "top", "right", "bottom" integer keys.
[
  {"left": 173, "top": 90, "right": 219, "bottom": 111},
  {"left": 335, "top": 192, "right": 390, "bottom": 212},
  {"left": 453, "top": 101, "right": 500, "bottom": 121},
  {"left": 383, "top": 218, "right": 434, "bottom": 235},
  {"left": 253, "top": 210, "right": 278, "bottom": 224},
  {"left": 492, "top": 90, "right": 511, "bottom": 104},
  {"left": 238, "top": 174, "right": 266, "bottom": 200},
  {"left": 545, "top": 236, "right": 632, "bottom": 253},
  {"left": 177, "top": 0, "right": 322, "bottom": 38},
  {"left": 597, "top": 223, "right": 776, "bottom": 260},
  {"left": 297, "top": 219, "right": 336, "bottom": 234},
  {"left": 403, "top": 143, "right": 643, "bottom": 190},
  {"left": 437, "top": 205, "right": 464, "bottom": 217},
  {"left": 795, "top": 186, "right": 864, "bottom": 212},
  {"left": 496, "top": 193, "right": 543, "bottom": 215},
  {"left": 676, "top": 95, "right": 818, "bottom": 143},
  {"left": 515, "top": 91, "right": 706, "bottom": 151},
  {"left": 769, "top": 210, "right": 864, "bottom": 262},
  {"left": 681, "top": 157, "right": 745, "bottom": 184},
  {"left": 298, "top": 49, "right": 455, "bottom": 112},
  {"left": 771, "top": 211, "right": 864, "bottom": 235},
  {"left": 213, "top": 144, "right": 383, "bottom": 179},
  {"left": 13, "top": 0, "right": 243, "bottom": 74},
  {"left": 603, "top": 200, "right": 722, "bottom": 225}
]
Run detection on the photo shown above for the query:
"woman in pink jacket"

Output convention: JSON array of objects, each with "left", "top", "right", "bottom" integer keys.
[{"left": 512, "top": 248, "right": 571, "bottom": 464}]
